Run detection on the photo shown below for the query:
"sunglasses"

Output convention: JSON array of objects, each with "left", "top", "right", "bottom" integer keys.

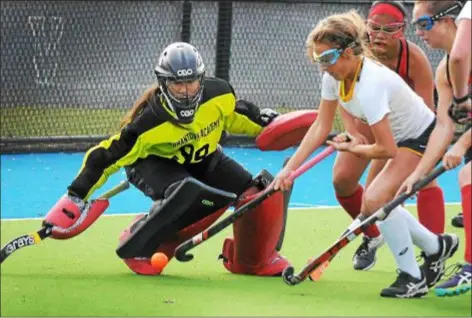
[
  {"left": 367, "top": 20, "right": 405, "bottom": 35},
  {"left": 412, "top": 3, "right": 462, "bottom": 31},
  {"left": 312, "top": 41, "right": 357, "bottom": 66}
]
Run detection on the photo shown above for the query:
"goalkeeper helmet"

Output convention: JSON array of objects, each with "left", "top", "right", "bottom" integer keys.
[{"left": 155, "top": 42, "right": 205, "bottom": 123}]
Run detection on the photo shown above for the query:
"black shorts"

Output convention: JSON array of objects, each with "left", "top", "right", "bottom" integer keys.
[
  {"left": 124, "top": 146, "right": 253, "bottom": 201},
  {"left": 465, "top": 148, "right": 472, "bottom": 163},
  {"left": 397, "top": 120, "right": 435, "bottom": 155}
]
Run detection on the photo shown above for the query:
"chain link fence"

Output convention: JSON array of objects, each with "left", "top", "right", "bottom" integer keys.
[{"left": 1, "top": 1, "right": 447, "bottom": 153}]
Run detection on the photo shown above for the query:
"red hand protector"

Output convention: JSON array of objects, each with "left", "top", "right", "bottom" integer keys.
[{"left": 44, "top": 196, "right": 109, "bottom": 240}]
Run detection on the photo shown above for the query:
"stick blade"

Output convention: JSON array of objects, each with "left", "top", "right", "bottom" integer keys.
[
  {"left": 282, "top": 265, "right": 300, "bottom": 286},
  {"left": 308, "top": 260, "right": 330, "bottom": 282}
]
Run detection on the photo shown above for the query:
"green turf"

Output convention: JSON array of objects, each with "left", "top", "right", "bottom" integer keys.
[
  {"left": 1, "top": 106, "right": 346, "bottom": 138},
  {"left": 1, "top": 206, "right": 470, "bottom": 316},
  {"left": 1, "top": 106, "right": 126, "bottom": 137}
]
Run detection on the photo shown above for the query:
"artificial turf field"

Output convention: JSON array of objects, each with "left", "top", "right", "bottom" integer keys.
[{"left": 1, "top": 205, "right": 470, "bottom": 316}]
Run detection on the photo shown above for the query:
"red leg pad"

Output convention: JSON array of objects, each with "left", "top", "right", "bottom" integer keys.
[
  {"left": 221, "top": 191, "right": 291, "bottom": 276},
  {"left": 120, "top": 206, "right": 228, "bottom": 275}
]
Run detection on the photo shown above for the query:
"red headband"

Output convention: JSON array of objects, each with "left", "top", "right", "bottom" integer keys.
[{"left": 369, "top": 3, "right": 405, "bottom": 22}]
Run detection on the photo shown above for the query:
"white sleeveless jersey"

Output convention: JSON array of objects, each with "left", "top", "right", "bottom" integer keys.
[{"left": 321, "top": 57, "right": 435, "bottom": 143}]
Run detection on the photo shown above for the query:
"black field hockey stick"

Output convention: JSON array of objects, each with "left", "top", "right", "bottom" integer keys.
[
  {"left": 0, "top": 180, "right": 130, "bottom": 264},
  {"left": 174, "top": 146, "right": 337, "bottom": 262},
  {"left": 282, "top": 165, "right": 447, "bottom": 286}
]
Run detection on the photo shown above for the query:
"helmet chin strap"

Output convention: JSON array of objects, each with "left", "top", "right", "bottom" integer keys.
[{"left": 159, "top": 88, "right": 178, "bottom": 118}]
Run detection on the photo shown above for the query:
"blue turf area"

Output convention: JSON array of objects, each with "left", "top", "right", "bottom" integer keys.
[{"left": 0, "top": 146, "right": 463, "bottom": 219}]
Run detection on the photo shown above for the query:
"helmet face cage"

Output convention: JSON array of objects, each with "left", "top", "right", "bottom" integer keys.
[
  {"left": 159, "top": 74, "right": 204, "bottom": 122},
  {"left": 155, "top": 43, "right": 205, "bottom": 124}
]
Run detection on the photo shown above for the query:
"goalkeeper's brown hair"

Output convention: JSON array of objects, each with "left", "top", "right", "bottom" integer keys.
[
  {"left": 120, "top": 85, "right": 159, "bottom": 128},
  {"left": 305, "top": 9, "right": 374, "bottom": 63}
]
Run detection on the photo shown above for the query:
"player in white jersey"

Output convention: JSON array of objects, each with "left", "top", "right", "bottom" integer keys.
[{"left": 274, "top": 9, "right": 459, "bottom": 298}]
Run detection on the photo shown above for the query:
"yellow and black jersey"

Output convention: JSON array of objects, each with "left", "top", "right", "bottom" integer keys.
[{"left": 68, "top": 77, "right": 265, "bottom": 200}]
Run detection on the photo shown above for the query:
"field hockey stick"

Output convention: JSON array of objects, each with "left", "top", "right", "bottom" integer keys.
[
  {"left": 282, "top": 165, "right": 447, "bottom": 286},
  {"left": 0, "top": 180, "right": 130, "bottom": 264},
  {"left": 174, "top": 146, "right": 337, "bottom": 262}
]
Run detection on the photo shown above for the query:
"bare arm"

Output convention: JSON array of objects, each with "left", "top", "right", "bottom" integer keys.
[
  {"left": 412, "top": 58, "right": 457, "bottom": 176},
  {"left": 455, "top": 127, "right": 472, "bottom": 150},
  {"left": 450, "top": 15, "right": 471, "bottom": 99},
  {"left": 443, "top": 128, "right": 471, "bottom": 170},
  {"left": 409, "top": 42, "right": 435, "bottom": 110},
  {"left": 283, "top": 98, "right": 338, "bottom": 171},
  {"left": 345, "top": 115, "right": 397, "bottom": 159},
  {"left": 339, "top": 107, "right": 358, "bottom": 136}
]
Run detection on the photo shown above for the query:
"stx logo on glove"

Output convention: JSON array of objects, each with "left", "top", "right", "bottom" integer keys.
[{"left": 4, "top": 235, "right": 37, "bottom": 255}]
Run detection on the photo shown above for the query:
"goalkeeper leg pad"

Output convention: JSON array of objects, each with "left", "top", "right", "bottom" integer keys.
[
  {"left": 117, "top": 177, "right": 235, "bottom": 274},
  {"left": 221, "top": 171, "right": 292, "bottom": 276},
  {"left": 120, "top": 205, "right": 229, "bottom": 275}
]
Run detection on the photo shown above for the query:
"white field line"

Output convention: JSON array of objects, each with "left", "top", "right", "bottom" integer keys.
[{"left": 0, "top": 202, "right": 462, "bottom": 222}]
